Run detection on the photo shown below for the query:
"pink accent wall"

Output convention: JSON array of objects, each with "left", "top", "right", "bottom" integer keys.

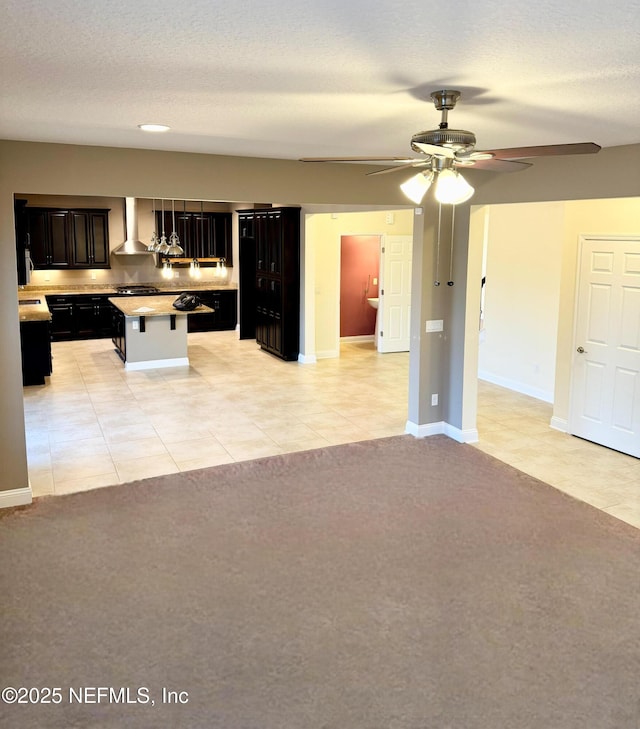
[{"left": 340, "top": 235, "right": 380, "bottom": 337}]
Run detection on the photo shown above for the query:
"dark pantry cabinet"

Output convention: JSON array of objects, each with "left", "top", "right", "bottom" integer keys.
[
  {"left": 26, "top": 207, "right": 110, "bottom": 269},
  {"left": 238, "top": 207, "right": 300, "bottom": 361}
]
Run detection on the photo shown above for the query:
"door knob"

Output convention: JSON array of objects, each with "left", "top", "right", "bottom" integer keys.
[{"left": 577, "top": 346, "right": 587, "bottom": 354}]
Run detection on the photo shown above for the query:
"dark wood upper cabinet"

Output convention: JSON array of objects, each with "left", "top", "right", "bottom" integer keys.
[
  {"left": 48, "top": 211, "right": 71, "bottom": 266},
  {"left": 26, "top": 209, "right": 52, "bottom": 268},
  {"left": 156, "top": 210, "right": 232, "bottom": 264},
  {"left": 88, "top": 211, "right": 109, "bottom": 266},
  {"left": 25, "top": 207, "right": 110, "bottom": 269}
]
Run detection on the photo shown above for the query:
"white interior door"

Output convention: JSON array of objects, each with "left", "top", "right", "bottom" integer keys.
[
  {"left": 378, "top": 235, "right": 412, "bottom": 353},
  {"left": 569, "top": 235, "right": 640, "bottom": 457}
]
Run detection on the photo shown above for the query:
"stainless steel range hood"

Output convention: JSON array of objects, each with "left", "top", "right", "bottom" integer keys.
[{"left": 112, "top": 197, "right": 152, "bottom": 255}]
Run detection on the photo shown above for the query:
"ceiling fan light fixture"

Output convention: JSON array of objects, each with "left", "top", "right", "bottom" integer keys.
[
  {"left": 469, "top": 152, "right": 494, "bottom": 160},
  {"left": 400, "top": 171, "right": 433, "bottom": 204},
  {"left": 435, "top": 169, "right": 474, "bottom": 205}
]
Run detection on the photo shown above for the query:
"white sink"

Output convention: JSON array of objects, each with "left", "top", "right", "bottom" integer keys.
[{"left": 367, "top": 297, "right": 379, "bottom": 310}]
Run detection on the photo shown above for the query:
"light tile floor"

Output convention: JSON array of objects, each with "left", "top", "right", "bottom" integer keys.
[
  {"left": 473, "top": 381, "right": 640, "bottom": 529},
  {"left": 23, "top": 332, "right": 639, "bottom": 529}
]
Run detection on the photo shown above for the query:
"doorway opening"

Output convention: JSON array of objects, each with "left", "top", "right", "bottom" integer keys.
[{"left": 339, "top": 234, "right": 380, "bottom": 342}]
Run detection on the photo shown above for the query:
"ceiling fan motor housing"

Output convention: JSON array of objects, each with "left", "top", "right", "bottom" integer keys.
[{"left": 411, "top": 128, "right": 477, "bottom": 154}]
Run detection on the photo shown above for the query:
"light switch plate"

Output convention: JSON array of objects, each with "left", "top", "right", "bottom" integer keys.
[{"left": 426, "top": 319, "right": 444, "bottom": 333}]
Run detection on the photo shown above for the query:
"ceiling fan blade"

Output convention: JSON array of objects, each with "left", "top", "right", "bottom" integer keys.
[
  {"left": 366, "top": 161, "right": 430, "bottom": 176},
  {"left": 413, "top": 142, "right": 456, "bottom": 159},
  {"left": 461, "top": 157, "right": 532, "bottom": 172},
  {"left": 456, "top": 151, "right": 495, "bottom": 161},
  {"left": 299, "top": 156, "right": 415, "bottom": 163},
  {"left": 486, "top": 142, "right": 601, "bottom": 160}
]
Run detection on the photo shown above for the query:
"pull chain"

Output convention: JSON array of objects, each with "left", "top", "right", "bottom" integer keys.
[
  {"left": 434, "top": 203, "right": 442, "bottom": 286},
  {"left": 447, "top": 205, "right": 455, "bottom": 287}
]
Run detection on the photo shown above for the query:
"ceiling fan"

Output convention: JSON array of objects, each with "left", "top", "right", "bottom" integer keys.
[{"left": 300, "top": 90, "right": 601, "bottom": 204}]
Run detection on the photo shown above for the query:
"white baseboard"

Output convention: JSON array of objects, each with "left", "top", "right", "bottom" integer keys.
[
  {"left": 405, "top": 420, "right": 444, "bottom": 438},
  {"left": 124, "top": 357, "right": 189, "bottom": 371},
  {"left": 405, "top": 420, "right": 479, "bottom": 443},
  {"left": 298, "top": 353, "right": 317, "bottom": 364},
  {"left": 445, "top": 423, "right": 480, "bottom": 443},
  {"left": 316, "top": 349, "right": 339, "bottom": 360},
  {"left": 478, "top": 370, "right": 554, "bottom": 403},
  {"left": 550, "top": 416, "right": 568, "bottom": 432},
  {"left": 340, "top": 335, "right": 375, "bottom": 343},
  {"left": 0, "top": 485, "right": 32, "bottom": 509}
]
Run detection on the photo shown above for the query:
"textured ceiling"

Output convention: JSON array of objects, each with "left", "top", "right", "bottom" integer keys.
[{"left": 1, "top": 0, "right": 639, "bottom": 161}]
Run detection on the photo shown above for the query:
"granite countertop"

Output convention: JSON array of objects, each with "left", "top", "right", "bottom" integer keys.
[
  {"left": 17, "top": 292, "right": 52, "bottom": 323},
  {"left": 108, "top": 295, "right": 214, "bottom": 317},
  {"left": 20, "top": 283, "right": 238, "bottom": 296},
  {"left": 17, "top": 283, "right": 235, "bottom": 322}
]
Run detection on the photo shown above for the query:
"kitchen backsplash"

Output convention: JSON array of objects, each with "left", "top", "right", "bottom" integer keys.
[{"left": 25, "top": 264, "right": 233, "bottom": 288}]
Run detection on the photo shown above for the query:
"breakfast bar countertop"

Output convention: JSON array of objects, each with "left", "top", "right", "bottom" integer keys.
[
  {"left": 17, "top": 292, "right": 52, "bottom": 323},
  {"left": 108, "top": 295, "right": 214, "bottom": 317}
]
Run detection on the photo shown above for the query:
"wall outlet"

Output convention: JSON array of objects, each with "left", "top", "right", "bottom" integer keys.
[
  {"left": 44, "top": 274, "right": 50, "bottom": 281},
  {"left": 174, "top": 271, "right": 180, "bottom": 278},
  {"left": 431, "top": 394, "right": 438, "bottom": 406},
  {"left": 91, "top": 272, "right": 97, "bottom": 280}
]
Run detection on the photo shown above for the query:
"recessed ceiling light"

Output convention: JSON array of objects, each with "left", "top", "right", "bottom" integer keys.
[{"left": 138, "top": 124, "right": 170, "bottom": 133}]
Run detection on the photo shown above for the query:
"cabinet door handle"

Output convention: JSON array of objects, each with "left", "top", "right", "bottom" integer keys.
[
  {"left": 258, "top": 259, "right": 263, "bottom": 269},
  {"left": 271, "top": 262, "right": 275, "bottom": 272}
]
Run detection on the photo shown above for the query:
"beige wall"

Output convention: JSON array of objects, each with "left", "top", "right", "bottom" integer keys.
[{"left": 479, "top": 201, "right": 565, "bottom": 402}]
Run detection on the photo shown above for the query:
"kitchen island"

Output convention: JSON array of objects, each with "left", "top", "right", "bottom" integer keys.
[
  {"left": 18, "top": 292, "right": 53, "bottom": 385},
  {"left": 109, "top": 295, "right": 213, "bottom": 371}
]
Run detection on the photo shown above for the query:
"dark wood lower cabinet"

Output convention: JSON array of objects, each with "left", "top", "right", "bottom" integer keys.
[
  {"left": 20, "top": 321, "right": 52, "bottom": 385},
  {"left": 187, "top": 290, "right": 237, "bottom": 333},
  {"left": 111, "top": 308, "right": 126, "bottom": 361},
  {"left": 46, "top": 290, "right": 237, "bottom": 342},
  {"left": 46, "top": 294, "right": 115, "bottom": 341},
  {"left": 47, "top": 297, "right": 75, "bottom": 340},
  {"left": 74, "top": 296, "right": 114, "bottom": 339}
]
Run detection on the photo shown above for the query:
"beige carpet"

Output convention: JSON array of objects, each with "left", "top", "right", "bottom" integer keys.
[{"left": 1, "top": 435, "right": 639, "bottom": 728}]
